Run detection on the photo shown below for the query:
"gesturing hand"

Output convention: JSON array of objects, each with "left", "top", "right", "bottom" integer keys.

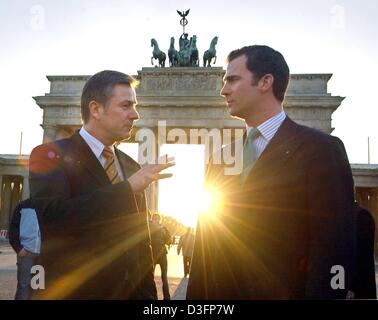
[{"left": 127, "top": 155, "right": 175, "bottom": 193}]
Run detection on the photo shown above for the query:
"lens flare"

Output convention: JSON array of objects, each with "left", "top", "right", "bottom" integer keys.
[{"left": 198, "top": 186, "right": 223, "bottom": 218}]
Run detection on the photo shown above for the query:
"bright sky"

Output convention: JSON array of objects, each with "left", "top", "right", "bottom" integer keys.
[{"left": 1, "top": 0, "right": 377, "bottom": 225}]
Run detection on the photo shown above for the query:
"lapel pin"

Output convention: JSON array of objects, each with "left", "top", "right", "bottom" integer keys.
[{"left": 285, "top": 150, "right": 290, "bottom": 154}]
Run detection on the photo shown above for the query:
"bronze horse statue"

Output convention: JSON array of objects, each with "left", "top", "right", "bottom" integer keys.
[
  {"left": 151, "top": 38, "right": 166, "bottom": 68},
  {"left": 189, "top": 35, "right": 199, "bottom": 67},
  {"left": 203, "top": 36, "right": 218, "bottom": 67},
  {"left": 168, "top": 37, "right": 179, "bottom": 67}
]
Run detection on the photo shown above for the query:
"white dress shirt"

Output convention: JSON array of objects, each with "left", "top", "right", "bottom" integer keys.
[
  {"left": 79, "top": 127, "right": 124, "bottom": 181},
  {"left": 246, "top": 110, "right": 286, "bottom": 159}
]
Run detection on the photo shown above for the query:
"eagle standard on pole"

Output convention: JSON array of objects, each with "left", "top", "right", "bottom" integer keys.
[{"left": 177, "top": 9, "right": 190, "bottom": 34}]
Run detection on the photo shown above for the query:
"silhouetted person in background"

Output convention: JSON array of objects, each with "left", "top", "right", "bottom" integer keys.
[
  {"left": 150, "top": 213, "right": 172, "bottom": 300},
  {"left": 9, "top": 199, "right": 41, "bottom": 300},
  {"left": 350, "top": 204, "right": 377, "bottom": 299},
  {"left": 177, "top": 227, "right": 195, "bottom": 277}
]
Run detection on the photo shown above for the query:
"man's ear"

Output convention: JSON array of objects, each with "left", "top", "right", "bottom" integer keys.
[
  {"left": 259, "top": 74, "right": 274, "bottom": 93},
  {"left": 88, "top": 100, "right": 103, "bottom": 121}
]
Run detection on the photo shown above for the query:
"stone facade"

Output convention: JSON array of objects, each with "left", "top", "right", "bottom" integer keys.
[
  {"left": 0, "top": 155, "right": 29, "bottom": 234},
  {"left": 32, "top": 69, "right": 342, "bottom": 141}
]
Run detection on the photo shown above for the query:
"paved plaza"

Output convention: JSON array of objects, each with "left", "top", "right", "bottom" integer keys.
[
  {"left": 1, "top": 242, "right": 377, "bottom": 300},
  {"left": 0, "top": 243, "right": 187, "bottom": 300}
]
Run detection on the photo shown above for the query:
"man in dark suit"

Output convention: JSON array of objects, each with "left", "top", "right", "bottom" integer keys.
[
  {"left": 187, "top": 45, "right": 356, "bottom": 299},
  {"left": 350, "top": 204, "right": 376, "bottom": 299},
  {"left": 29, "top": 70, "right": 174, "bottom": 299}
]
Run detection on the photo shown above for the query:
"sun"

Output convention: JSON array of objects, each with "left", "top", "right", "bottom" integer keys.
[
  {"left": 118, "top": 143, "right": 226, "bottom": 228},
  {"left": 141, "top": 143, "right": 226, "bottom": 228},
  {"left": 197, "top": 187, "right": 223, "bottom": 218},
  {"left": 159, "top": 183, "right": 223, "bottom": 228}
]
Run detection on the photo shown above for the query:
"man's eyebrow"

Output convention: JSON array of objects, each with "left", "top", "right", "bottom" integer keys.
[
  {"left": 223, "top": 75, "right": 240, "bottom": 82},
  {"left": 121, "top": 99, "right": 137, "bottom": 105}
]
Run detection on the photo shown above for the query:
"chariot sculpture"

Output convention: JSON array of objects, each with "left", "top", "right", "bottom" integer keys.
[{"left": 150, "top": 9, "right": 218, "bottom": 68}]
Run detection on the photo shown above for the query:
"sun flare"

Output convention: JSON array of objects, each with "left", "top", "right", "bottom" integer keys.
[
  {"left": 120, "top": 143, "right": 224, "bottom": 228},
  {"left": 198, "top": 188, "right": 223, "bottom": 218}
]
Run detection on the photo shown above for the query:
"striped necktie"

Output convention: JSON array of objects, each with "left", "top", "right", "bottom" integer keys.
[
  {"left": 102, "top": 146, "right": 122, "bottom": 184},
  {"left": 241, "top": 127, "right": 260, "bottom": 183}
]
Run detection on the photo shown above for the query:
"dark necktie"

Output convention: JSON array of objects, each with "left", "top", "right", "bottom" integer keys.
[{"left": 241, "top": 127, "right": 260, "bottom": 183}]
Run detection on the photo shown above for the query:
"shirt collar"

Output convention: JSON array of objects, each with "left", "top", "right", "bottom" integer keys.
[
  {"left": 246, "top": 110, "right": 286, "bottom": 142},
  {"left": 79, "top": 127, "right": 115, "bottom": 160}
]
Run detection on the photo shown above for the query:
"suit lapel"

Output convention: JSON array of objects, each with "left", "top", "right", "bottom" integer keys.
[
  {"left": 245, "top": 117, "right": 303, "bottom": 183},
  {"left": 115, "top": 147, "right": 147, "bottom": 212},
  {"left": 114, "top": 147, "right": 140, "bottom": 179},
  {"left": 69, "top": 132, "right": 110, "bottom": 186}
]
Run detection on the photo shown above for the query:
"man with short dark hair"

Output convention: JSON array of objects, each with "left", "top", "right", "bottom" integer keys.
[
  {"left": 29, "top": 70, "right": 175, "bottom": 299},
  {"left": 187, "top": 45, "right": 356, "bottom": 299}
]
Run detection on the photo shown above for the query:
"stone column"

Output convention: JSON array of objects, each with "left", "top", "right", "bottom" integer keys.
[
  {"left": 370, "top": 189, "right": 378, "bottom": 258},
  {"left": 0, "top": 177, "right": 11, "bottom": 230},
  {"left": 0, "top": 174, "right": 3, "bottom": 209},
  {"left": 147, "top": 142, "right": 161, "bottom": 214},
  {"left": 370, "top": 189, "right": 378, "bottom": 218},
  {"left": 355, "top": 189, "right": 362, "bottom": 205},
  {"left": 42, "top": 125, "right": 57, "bottom": 144},
  {"left": 137, "top": 128, "right": 160, "bottom": 213},
  {"left": 0, "top": 175, "right": 3, "bottom": 230},
  {"left": 358, "top": 189, "right": 369, "bottom": 209},
  {"left": 10, "top": 179, "right": 22, "bottom": 223},
  {"left": 22, "top": 175, "right": 30, "bottom": 199},
  {"left": 56, "top": 127, "right": 74, "bottom": 140}
]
